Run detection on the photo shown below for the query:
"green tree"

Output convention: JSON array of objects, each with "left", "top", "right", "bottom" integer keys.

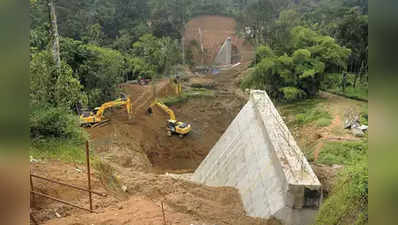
[
  {"left": 132, "top": 34, "right": 181, "bottom": 74},
  {"left": 243, "top": 26, "right": 350, "bottom": 101},
  {"left": 30, "top": 50, "right": 86, "bottom": 109},
  {"left": 79, "top": 45, "right": 125, "bottom": 107}
]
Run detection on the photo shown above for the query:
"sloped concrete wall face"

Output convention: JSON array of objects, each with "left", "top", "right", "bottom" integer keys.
[
  {"left": 192, "top": 91, "right": 322, "bottom": 225},
  {"left": 214, "top": 37, "right": 232, "bottom": 65}
]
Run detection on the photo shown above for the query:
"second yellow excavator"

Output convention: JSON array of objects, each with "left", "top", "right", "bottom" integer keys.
[
  {"left": 147, "top": 99, "right": 191, "bottom": 138},
  {"left": 80, "top": 93, "right": 133, "bottom": 128}
]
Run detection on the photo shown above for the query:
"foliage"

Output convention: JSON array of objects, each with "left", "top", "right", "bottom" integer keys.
[
  {"left": 316, "top": 154, "right": 368, "bottom": 225},
  {"left": 279, "top": 87, "right": 306, "bottom": 102},
  {"left": 244, "top": 26, "right": 350, "bottom": 101},
  {"left": 255, "top": 45, "right": 275, "bottom": 64},
  {"left": 335, "top": 8, "right": 368, "bottom": 73},
  {"left": 132, "top": 34, "right": 181, "bottom": 74},
  {"left": 30, "top": 106, "right": 85, "bottom": 140},
  {"left": 125, "top": 57, "right": 154, "bottom": 80},
  {"left": 30, "top": 50, "right": 87, "bottom": 109},
  {"left": 322, "top": 72, "right": 368, "bottom": 100},
  {"left": 79, "top": 45, "right": 125, "bottom": 108}
]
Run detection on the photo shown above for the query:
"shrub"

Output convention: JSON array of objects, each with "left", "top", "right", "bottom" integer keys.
[
  {"left": 30, "top": 106, "right": 85, "bottom": 140},
  {"left": 279, "top": 87, "right": 306, "bottom": 102}
]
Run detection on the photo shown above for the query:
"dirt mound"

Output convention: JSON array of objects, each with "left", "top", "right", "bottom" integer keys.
[
  {"left": 184, "top": 15, "right": 253, "bottom": 65},
  {"left": 43, "top": 170, "right": 279, "bottom": 225}
]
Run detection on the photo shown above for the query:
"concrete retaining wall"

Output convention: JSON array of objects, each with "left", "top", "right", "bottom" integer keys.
[
  {"left": 192, "top": 90, "right": 322, "bottom": 225},
  {"left": 214, "top": 37, "right": 232, "bottom": 65}
]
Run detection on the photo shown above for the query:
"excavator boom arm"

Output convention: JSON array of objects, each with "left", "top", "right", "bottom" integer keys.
[
  {"left": 149, "top": 100, "right": 176, "bottom": 121},
  {"left": 95, "top": 97, "right": 132, "bottom": 118}
]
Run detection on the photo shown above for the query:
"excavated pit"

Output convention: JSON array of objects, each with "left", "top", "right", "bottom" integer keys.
[{"left": 87, "top": 81, "right": 245, "bottom": 174}]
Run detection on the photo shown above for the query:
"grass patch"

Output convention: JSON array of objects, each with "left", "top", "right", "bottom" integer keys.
[
  {"left": 30, "top": 138, "right": 87, "bottom": 164},
  {"left": 316, "top": 117, "right": 332, "bottom": 127},
  {"left": 280, "top": 98, "right": 332, "bottom": 127},
  {"left": 279, "top": 98, "right": 332, "bottom": 129},
  {"left": 295, "top": 109, "right": 332, "bottom": 126},
  {"left": 317, "top": 141, "right": 368, "bottom": 165},
  {"left": 161, "top": 88, "right": 215, "bottom": 106}
]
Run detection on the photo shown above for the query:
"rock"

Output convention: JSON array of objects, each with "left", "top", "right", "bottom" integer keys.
[
  {"left": 359, "top": 125, "right": 368, "bottom": 131},
  {"left": 55, "top": 211, "right": 62, "bottom": 218},
  {"left": 30, "top": 156, "right": 39, "bottom": 163},
  {"left": 344, "top": 119, "right": 352, "bottom": 129},
  {"left": 352, "top": 128, "right": 365, "bottom": 137},
  {"left": 121, "top": 185, "right": 128, "bottom": 192}
]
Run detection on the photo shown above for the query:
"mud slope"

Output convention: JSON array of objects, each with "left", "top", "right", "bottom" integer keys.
[
  {"left": 184, "top": 15, "right": 253, "bottom": 64},
  {"left": 88, "top": 69, "right": 249, "bottom": 174}
]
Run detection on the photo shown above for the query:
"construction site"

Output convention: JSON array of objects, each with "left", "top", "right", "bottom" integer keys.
[{"left": 30, "top": 15, "right": 358, "bottom": 225}]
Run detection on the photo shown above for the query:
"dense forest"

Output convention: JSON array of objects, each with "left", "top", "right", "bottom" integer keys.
[{"left": 30, "top": 0, "right": 368, "bottom": 224}]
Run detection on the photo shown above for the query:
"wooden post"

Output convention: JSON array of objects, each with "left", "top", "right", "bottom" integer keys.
[
  {"left": 30, "top": 173, "right": 35, "bottom": 207},
  {"left": 161, "top": 201, "right": 167, "bottom": 225},
  {"left": 86, "top": 141, "right": 93, "bottom": 211}
]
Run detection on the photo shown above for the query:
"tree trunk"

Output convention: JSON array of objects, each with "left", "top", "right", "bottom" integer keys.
[
  {"left": 48, "top": 0, "right": 61, "bottom": 69},
  {"left": 353, "top": 73, "right": 359, "bottom": 88},
  {"left": 342, "top": 71, "right": 347, "bottom": 93}
]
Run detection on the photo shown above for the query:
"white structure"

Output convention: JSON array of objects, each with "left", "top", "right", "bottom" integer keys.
[
  {"left": 192, "top": 90, "right": 322, "bottom": 225},
  {"left": 214, "top": 37, "right": 232, "bottom": 66}
]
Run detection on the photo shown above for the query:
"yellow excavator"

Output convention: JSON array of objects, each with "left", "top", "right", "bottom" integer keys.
[
  {"left": 169, "top": 75, "right": 182, "bottom": 96},
  {"left": 80, "top": 93, "right": 133, "bottom": 128},
  {"left": 147, "top": 99, "right": 191, "bottom": 138}
]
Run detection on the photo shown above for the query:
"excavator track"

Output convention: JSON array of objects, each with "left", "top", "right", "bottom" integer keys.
[{"left": 91, "top": 119, "right": 111, "bottom": 128}]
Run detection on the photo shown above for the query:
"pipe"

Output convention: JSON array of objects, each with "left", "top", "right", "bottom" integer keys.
[
  {"left": 30, "top": 174, "right": 106, "bottom": 197},
  {"left": 31, "top": 191, "right": 93, "bottom": 212}
]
